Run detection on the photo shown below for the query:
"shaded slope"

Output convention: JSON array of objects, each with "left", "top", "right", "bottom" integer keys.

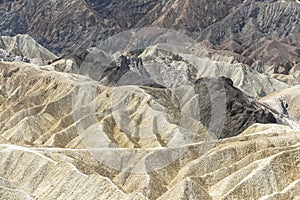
[
  {"left": 0, "top": 63, "right": 299, "bottom": 199},
  {"left": 0, "top": 63, "right": 292, "bottom": 148},
  {"left": 198, "top": 1, "right": 300, "bottom": 74},
  {"left": 0, "top": 0, "right": 299, "bottom": 74}
]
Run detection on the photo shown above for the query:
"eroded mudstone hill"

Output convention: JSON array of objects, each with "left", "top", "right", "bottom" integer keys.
[
  {"left": 0, "top": 63, "right": 299, "bottom": 199},
  {"left": 0, "top": 63, "right": 291, "bottom": 147},
  {"left": 0, "top": 1, "right": 300, "bottom": 199}
]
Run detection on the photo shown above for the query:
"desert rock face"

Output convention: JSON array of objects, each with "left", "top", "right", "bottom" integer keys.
[
  {"left": 0, "top": 63, "right": 289, "bottom": 146},
  {"left": 0, "top": 0, "right": 300, "bottom": 200},
  {"left": 260, "top": 85, "right": 300, "bottom": 124},
  {"left": 0, "top": 63, "right": 299, "bottom": 199},
  {"left": 0, "top": 34, "right": 57, "bottom": 64},
  {"left": 73, "top": 40, "right": 290, "bottom": 98}
]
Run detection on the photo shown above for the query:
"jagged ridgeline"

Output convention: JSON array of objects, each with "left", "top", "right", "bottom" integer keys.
[
  {"left": 0, "top": 0, "right": 300, "bottom": 199},
  {"left": 0, "top": 0, "right": 299, "bottom": 74}
]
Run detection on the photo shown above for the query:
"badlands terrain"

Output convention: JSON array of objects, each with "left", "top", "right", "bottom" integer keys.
[{"left": 0, "top": 0, "right": 300, "bottom": 199}]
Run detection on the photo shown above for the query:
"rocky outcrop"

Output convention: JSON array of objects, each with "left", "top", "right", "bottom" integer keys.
[
  {"left": 0, "top": 48, "right": 30, "bottom": 63},
  {"left": 0, "top": 34, "right": 57, "bottom": 64},
  {"left": 57, "top": 36, "right": 287, "bottom": 99},
  {"left": 260, "top": 85, "right": 300, "bottom": 125},
  {"left": 140, "top": 45, "right": 289, "bottom": 98},
  {"left": 194, "top": 76, "right": 282, "bottom": 138}
]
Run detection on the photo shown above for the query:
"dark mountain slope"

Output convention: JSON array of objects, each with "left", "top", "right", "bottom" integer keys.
[
  {"left": 199, "top": 1, "right": 300, "bottom": 74},
  {"left": 0, "top": 0, "right": 299, "bottom": 74}
]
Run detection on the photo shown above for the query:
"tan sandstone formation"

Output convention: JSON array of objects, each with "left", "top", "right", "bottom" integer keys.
[{"left": 0, "top": 63, "right": 299, "bottom": 199}]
